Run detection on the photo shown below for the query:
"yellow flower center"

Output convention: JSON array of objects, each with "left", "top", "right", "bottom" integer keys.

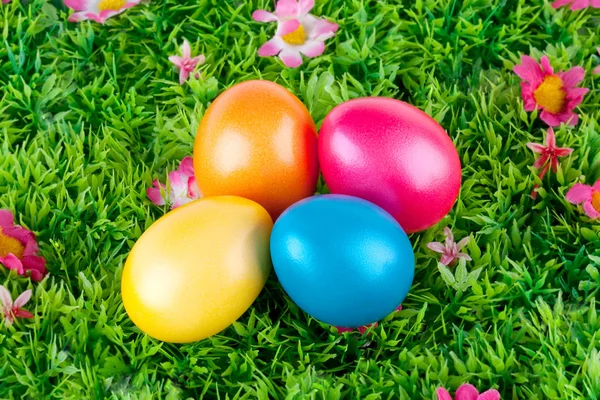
[
  {"left": 592, "top": 191, "right": 600, "bottom": 213},
  {"left": 282, "top": 24, "right": 307, "bottom": 45},
  {"left": 0, "top": 227, "right": 25, "bottom": 259},
  {"left": 533, "top": 75, "right": 566, "bottom": 114},
  {"left": 98, "top": 0, "right": 127, "bottom": 11}
]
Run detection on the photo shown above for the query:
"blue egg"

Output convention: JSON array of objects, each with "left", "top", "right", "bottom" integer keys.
[{"left": 270, "top": 194, "right": 415, "bottom": 328}]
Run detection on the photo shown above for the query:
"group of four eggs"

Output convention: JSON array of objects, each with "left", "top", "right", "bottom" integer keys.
[{"left": 121, "top": 80, "right": 462, "bottom": 343}]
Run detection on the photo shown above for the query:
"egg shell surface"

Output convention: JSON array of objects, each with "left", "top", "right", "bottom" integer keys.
[
  {"left": 318, "top": 97, "right": 462, "bottom": 233},
  {"left": 270, "top": 194, "right": 415, "bottom": 328},
  {"left": 193, "top": 80, "right": 319, "bottom": 220},
  {"left": 121, "top": 196, "right": 273, "bottom": 343}
]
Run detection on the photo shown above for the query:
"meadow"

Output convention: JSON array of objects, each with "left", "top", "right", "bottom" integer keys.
[{"left": 0, "top": 0, "right": 599, "bottom": 399}]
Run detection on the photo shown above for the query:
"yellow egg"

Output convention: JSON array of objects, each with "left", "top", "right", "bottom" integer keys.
[{"left": 121, "top": 196, "right": 273, "bottom": 343}]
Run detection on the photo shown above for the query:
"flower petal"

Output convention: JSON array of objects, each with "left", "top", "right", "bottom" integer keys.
[
  {"left": 526, "top": 142, "right": 547, "bottom": 154},
  {"left": 191, "top": 54, "right": 206, "bottom": 67},
  {"left": 0, "top": 209, "right": 15, "bottom": 228},
  {"left": 275, "top": 0, "right": 299, "bottom": 18},
  {"left": 566, "top": 183, "right": 593, "bottom": 204},
  {"left": 545, "top": 127, "right": 556, "bottom": 148},
  {"left": 539, "top": 110, "right": 562, "bottom": 127},
  {"left": 252, "top": 10, "right": 277, "bottom": 23},
  {"left": 357, "top": 323, "right": 376, "bottom": 334},
  {"left": 179, "top": 156, "right": 195, "bottom": 177},
  {"left": 68, "top": 11, "right": 90, "bottom": 22},
  {"left": 583, "top": 200, "right": 600, "bottom": 219},
  {"left": 21, "top": 256, "right": 47, "bottom": 281},
  {"left": 457, "top": 253, "right": 472, "bottom": 261},
  {"left": 565, "top": 87, "right": 589, "bottom": 103},
  {"left": 21, "top": 235, "right": 40, "bottom": 257},
  {"left": 569, "top": 0, "right": 592, "bottom": 10},
  {"left": 436, "top": 388, "right": 453, "bottom": 400},
  {"left": 14, "top": 309, "right": 34, "bottom": 319},
  {"left": 336, "top": 326, "right": 353, "bottom": 333},
  {"left": 63, "top": 0, "right": 89, "bottom": 11},
  {"left": 168, "top": 55, "right": 184, "bottom": 68},
  {"left": 187, "top": 176, "right": 202, "bottom": 199},
  {"left": 0, "top": 285, "right": 12, "bottom": 309},
  {"left": 551, "top": 0, "right": 573, "bottom": 7},
  {"left": 533, "top": 154, "right": 550, "bottom": 169},
  {"left": 258, "top": 37, "right": 285, "bottom": 57},
  {"left": 540, "top": 56, "right": 554, "bottom": 75},
  {"left": 309, "top": 18, "right": 339, "bottom": 41},
  {"left": 554, "top": 147, "right": 573, "bottom": 157},
  {"left": 5, "top": 226, "right": 36, "bottom": 248},
  {"left": 0, "top": 254, "right": 25, "bottom": 274},
  {"left": 513, "top": 55, "right": 544, "bottom": 86},
  {"left": 27, "top": 269, "right": 45, "bottom": 282},
  {"left": 455, "top": 383, "right": 479, "bottom": 400},
  {"left": 478, "top": 389, "right": 501, "bottom": 400},
  {"left": 276, "top": 19, "right": 301, "bottom": 36},
  {"left": 556, "top": 110, "right": 579, "bottom": 126},
  {"left": 440, "top": 254, "right": 455, "bottom": 266},
  {"left": 594, "top": 66, "right": 600, "bottom": 75},
  {"left": 427, "top": 242, "right": 446, "bottom": 253},
  {"left": 279, "top": 48, "right": 303, "bottom": 68},
  {"left": 179, "top": 68, "right": 191, "bottom": 85},
  {"left": 13, "top": 290, "right": 31, "bottom": 308},
  {"left": 560, "top": 67, "right": 585, "bottom": 88},
  {"left": 593, "top": 179, "right": 600, "bottom": 192},
  {"left": 457, "top": 236, "right": 470, "bottom": 249},
  {"left": 182, "top": 39, "right": 191, "bottom": 59},
  {"left": 521, "top": 84, "right": 538, "bottom": 111},
  {"left": 168, "top": 171, "right": 188, "bottom": 200},
  {"left": 298, "top": 0, "right": 315, "bottom": 15},
  {"left": 538, "top": 163, "right": 551, "bottom": 180},
  {"left": 298, "top": 40, "right": 325, "bottom": 58},
  {"left": 444, "top": 231, "right": 455, "bottom": 248},
  {"left": 147, "top": 183, "right": 167, "bottom": 206}
]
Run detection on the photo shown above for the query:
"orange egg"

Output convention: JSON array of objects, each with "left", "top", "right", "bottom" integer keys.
[{"left": 193, "top": 80, "right": 319, "bottom": 219}]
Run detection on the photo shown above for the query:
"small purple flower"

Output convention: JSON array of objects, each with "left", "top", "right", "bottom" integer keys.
[
  {"left": 169, "top": 40, "right": 206, "bottom": 85},
  {"left": 427, "top": 227, "right": 471, "bottom": 266}
]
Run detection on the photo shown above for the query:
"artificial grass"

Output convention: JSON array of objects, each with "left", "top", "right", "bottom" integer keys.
[{"left": 1, "top": 0, "right": 599, "bottom": 398}]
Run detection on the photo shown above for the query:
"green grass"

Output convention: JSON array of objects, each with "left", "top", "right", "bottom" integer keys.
[{"left": 1, "top": 0, "right": 600, "bottom": 398}]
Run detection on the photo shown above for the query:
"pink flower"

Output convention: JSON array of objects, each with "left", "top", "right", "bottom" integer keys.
[
  {"left": 513, "top": 55, "right": 589, "bottom": 126},
  {"left": 147, "top": 156, "right": 202, "bottom": 209},
  {"left": 436, "top": 384, "right": 500, "bottom": 400},
  {"left": 552, "top": 0, "right": 599, "bottom": 10},
  {"left": 0, "top": 285, "right": 34, "bottom": 326},
  {"left": 427, "top": 227, "right": 471, "bottom": 266},
  {"left": 168, "top": 39, "right": 206, "bottom": 85},
  {"left": 335, "top": 305, "right": 402, "bottom": 334},
  {"left": 253, "top": 0, "right": 338, "bottom": 68},
  {"left": 2, "top": 0, "right": 10, "bottom": 4},
  {"left": 566, "top": 178, "right": 600, "bottom": 219},
  {"left": 0, "top": 210, "right": 47, "bottom": 282},
  {"left": 64, "top": 0, "right": 141, "bottom": 24},
  {"left": 527, "top": 127, "right": 573, "bottom": 199},
  {"left": 594, "top": 48, "right": 600, "bottom": 75}
]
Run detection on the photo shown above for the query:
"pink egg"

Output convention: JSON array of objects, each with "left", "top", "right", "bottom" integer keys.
[{"left": 318, "top": 97, "right": 462, "bottom": 233}]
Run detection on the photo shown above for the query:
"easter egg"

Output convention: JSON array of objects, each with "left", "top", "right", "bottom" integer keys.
[
  {"left": 318, "top": 97, "right": 462, "bottom": 233},
  {"left": 193, "top": 80, "right": 319, "bottom": 220},
  {"left": 270, "top": 194, "right": 415, "bottom": 328},
  {"left": 121, "top": 196, "right": 273, "bottom": 343}
]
